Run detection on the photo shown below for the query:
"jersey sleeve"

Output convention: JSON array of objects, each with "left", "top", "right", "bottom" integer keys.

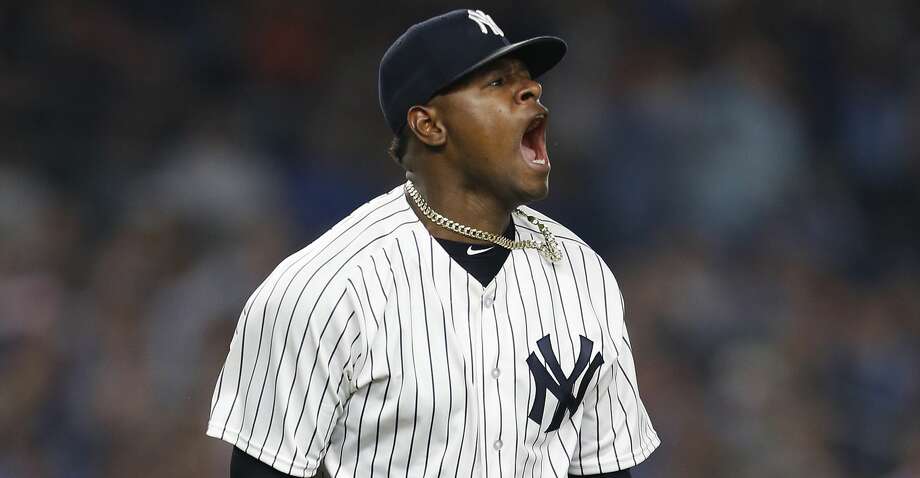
[
  {"left": 206, "top": 268, "right": 365, "bottom": 477},
  {"left": 569, "top": 257, "right": 660, "bottom": 475}
]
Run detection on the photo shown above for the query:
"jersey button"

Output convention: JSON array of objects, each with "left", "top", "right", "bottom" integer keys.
[
  {"left": 491, "top": 368, "right": 501, "bottom": 379},
  {"left": 483, "top": 296, "right": 494, "bottom": 308},
  {"left": 493, "top": 439, "right": 503, "bottom": 451}
]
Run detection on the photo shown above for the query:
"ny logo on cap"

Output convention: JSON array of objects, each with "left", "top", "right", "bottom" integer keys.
[
  {"left": 467, "top": 9, "right": 504, "bottom": 37},
  {"left": 527, "top": 334, "right": 605, "bottom": 432}
]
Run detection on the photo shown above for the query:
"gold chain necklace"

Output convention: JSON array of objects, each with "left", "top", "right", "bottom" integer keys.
[{"left": 404, "top": 180, "right": 563, "bottom": 262}]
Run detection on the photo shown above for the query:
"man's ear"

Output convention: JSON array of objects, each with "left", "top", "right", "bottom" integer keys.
[{"left": 406, "top": 105, "right": 446, "bottom": 147}]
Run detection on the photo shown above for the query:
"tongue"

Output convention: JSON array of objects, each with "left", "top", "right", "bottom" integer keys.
[{"left": 521, "top": 142, "right": 537, "bottom": 162}]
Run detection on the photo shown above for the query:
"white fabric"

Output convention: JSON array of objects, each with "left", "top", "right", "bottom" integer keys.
[{"left": 207, "top": 185, "right": 659, "bottom": 477}]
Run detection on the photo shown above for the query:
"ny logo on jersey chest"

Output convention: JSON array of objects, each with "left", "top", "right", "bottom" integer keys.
[{"left": 527, "top": 334, "right": 604, "bottom": 432}]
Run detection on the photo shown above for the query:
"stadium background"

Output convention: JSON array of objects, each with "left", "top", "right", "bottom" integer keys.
[{"left": 1, "top": 1, "right": 918, "bottom": 477}]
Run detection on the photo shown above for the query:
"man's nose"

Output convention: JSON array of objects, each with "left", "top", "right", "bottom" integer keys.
[{"left": 515, "top": 78, "right": 543, "bottom": 104}]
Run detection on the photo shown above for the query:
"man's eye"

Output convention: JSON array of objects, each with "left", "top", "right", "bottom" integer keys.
[{"left": 488, "top": 77, "right": 504, "bottom": 87}]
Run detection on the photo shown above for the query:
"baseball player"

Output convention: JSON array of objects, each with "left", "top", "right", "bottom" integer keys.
[{"left": 207, "top": 9, "right": 659, "bottom": 478}]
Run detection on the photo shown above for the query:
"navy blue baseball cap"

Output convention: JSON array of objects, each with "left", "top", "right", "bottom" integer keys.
[{"left": 379, "top": 9, "right": 567, "bottom": 135}]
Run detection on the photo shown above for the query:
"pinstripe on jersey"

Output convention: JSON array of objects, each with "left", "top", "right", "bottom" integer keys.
[{"left": 207, "top": 184, "right": 659, "bottom": 477}]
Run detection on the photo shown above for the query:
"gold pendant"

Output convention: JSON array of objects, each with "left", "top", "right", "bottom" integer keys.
[{"left": 540, "top": 244, "right": 563, "bottom": 263}]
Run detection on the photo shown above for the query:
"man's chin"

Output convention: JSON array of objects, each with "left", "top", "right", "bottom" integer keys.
[{"left": 513, "top": 177, "right": 550, "bottom": 205}]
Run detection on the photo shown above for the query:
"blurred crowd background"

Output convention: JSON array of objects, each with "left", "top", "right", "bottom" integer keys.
[{"left": 1, "top": 1, "right": 918, "bottom": 477}]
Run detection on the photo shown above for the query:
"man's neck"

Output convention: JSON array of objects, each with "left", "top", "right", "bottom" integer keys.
[{"left": 406, "top": 173, "right": 514, "bottom": 245}]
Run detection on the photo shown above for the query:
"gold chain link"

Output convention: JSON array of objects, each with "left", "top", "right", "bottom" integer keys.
[{"left": 405, "top": 181, "right": 563, "bottom": 262}]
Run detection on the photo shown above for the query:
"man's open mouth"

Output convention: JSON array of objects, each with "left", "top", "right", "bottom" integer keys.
[{"left": 521, "top": 114, "right": 549, "bottom": 167}]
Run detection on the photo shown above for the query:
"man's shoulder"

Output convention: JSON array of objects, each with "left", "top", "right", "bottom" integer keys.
[
  {"left": 515, "top": 205, "right": 594, "bottom": 252},
  {"left": 269, "top": 184, "right": 417, "bottom": 287}
]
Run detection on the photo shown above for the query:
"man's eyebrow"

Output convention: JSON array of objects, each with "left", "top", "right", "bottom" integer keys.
[
  {"left": 483, "top": 59, "right": 524, "bottom": 78},
  {"left": 498, "top": 61, "right": 517, "bottom": 74}
]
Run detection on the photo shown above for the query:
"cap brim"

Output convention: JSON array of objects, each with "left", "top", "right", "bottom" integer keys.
[{"left": 442, "top": 36, "right": 567, "bottom": 93}]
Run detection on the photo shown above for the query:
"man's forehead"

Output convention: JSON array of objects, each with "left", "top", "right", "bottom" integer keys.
[{"left": 477, "top": 57, "right": 530, "bottom": 76}]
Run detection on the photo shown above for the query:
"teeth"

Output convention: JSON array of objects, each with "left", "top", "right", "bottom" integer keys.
[{"left": 533, "top": 157, "right": 545, "bottom": 165}]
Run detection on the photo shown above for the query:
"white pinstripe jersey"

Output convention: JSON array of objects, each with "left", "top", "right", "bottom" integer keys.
[{"left": 207, "top": 184, "right": 659, "bottom": 477}]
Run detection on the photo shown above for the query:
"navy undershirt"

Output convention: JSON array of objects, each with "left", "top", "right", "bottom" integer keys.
[
  {"left": 230, "top": 446, "right": 631, "bottom": 477},
  {"left": 433, "top": 221, "right": 515, "bottom": 286}
]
